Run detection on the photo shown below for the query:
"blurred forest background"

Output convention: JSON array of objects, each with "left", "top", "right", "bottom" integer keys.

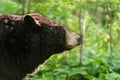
[{"left": 0, "top": 0, "right": 120, "bottom": 80}]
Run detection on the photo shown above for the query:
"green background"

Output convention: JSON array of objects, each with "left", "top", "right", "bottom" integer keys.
[{"left": 0, "top": 0, "right": 120, "bottom": 80}]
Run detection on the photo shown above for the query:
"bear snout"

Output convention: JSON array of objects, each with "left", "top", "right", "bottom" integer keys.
[{"left": 65, "top": 30, "right": 82, "bottom": 50}]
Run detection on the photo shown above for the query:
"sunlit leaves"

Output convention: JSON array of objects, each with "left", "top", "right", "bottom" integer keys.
[
  {"left": 104, "top": 34, "right": 110, "bottom": 42},
  {"left": 0, "top": 0, "right": 20, "bottom": 14}
]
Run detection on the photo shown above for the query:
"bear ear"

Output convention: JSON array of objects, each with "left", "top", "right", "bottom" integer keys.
[{"left": 24, "top": 15, "right": 36, "bottom": 26}]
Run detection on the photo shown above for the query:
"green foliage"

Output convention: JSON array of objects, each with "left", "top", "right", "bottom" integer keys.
[
  {"left": 0, "top": 0, "right": 21, "bottom": 14},
  {"left": 0, "top": 0, "right": 120, "bottom": 80}
]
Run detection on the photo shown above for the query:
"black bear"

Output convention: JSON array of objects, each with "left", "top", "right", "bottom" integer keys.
[{"left": 0, "top": 13, "right": 82, "bottom": 80}]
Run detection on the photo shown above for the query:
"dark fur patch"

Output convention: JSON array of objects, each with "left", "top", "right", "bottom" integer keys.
[{"left": 0, "top": 13, "right": 67, "bottom": 80}]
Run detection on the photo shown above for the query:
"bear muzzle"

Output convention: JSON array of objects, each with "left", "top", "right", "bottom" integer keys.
[{"left": 65, "top": 30, "right": 82, "bottom": 50}]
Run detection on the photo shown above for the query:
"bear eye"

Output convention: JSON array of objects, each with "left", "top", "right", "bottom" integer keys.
[{"left": 54, "top": 26, "right": 62, "bottom": 31}]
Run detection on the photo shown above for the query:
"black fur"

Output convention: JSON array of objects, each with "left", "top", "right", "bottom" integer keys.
[{"left": 0, "top": 13, "right": 69, "bottom": 80}]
